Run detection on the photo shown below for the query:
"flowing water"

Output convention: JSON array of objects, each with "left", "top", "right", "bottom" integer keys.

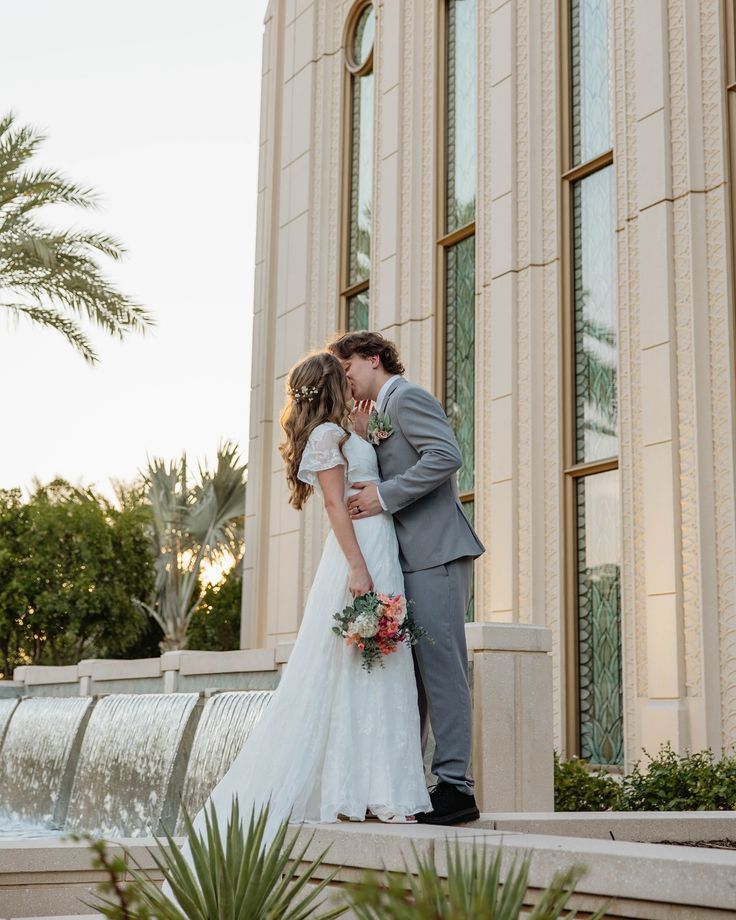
[
  {"left": 0, "top": 699, "right": 18, "bottom": 746},
  {"left": 0, "top": 697, "right": 92, "bottom": 827},
  {"left": 176, "top": 690, "right": 272, "bottom": 833},
  {"left": 64, "top": 693, "right": 200, "bottom": 837}
]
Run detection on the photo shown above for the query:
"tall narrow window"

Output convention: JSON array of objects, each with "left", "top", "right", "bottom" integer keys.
[
  {"left": 440, "top": 0, "right": 477, "bottom": 623},
  {"left": 727, "top": 1, "right": 736, "bottom": 311},
  {"left": 342, "top": 2, "right": 375, "bottom": 331},
  {"left": 563, "top": 0, "right": 622, "bottom": 765}
]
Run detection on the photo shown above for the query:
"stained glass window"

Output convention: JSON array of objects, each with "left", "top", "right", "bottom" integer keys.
[
  {"left": 566, "top": 0, "right": 620, "bottom": 762},
  {"left": 348, "top": 66, "right": 373, "bottom": 286},
  {"left": 347, "top": 290, "right": 369, "bottom": 332},
  {"left": 576, "top": 471, "right": 623, "bottom": 764},
  {"left": 343, "top": 3, "right": 374, "bottom": 331},
  {"left": 445, "top": 235, "right": 476, "bottom": 495},
  {"left": 570, "top": 0, "right": 612, "bottom": 166},
  {"left": 446, "top": 0, "right": 476, "bottom": 232},
  {"left": 728, "top": 3, "right": 736, "bottom": 304},
  {"left": 443, "top": 0, "right": 476, "bottom": 621},
  {"left": 572, "top": 166, "right": 617, "bottom": 464}
]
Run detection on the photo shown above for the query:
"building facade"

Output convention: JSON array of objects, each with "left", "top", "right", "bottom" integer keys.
[{"left": 242, "top": 0, "right": 736, "bottom": 768}]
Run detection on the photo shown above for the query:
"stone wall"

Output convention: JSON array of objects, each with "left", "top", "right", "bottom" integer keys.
[{"left": 242, "top": 0, "right": 736, "bottom": 764}]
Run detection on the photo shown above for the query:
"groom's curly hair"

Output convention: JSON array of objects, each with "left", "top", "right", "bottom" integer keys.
[{"left": 328, "top": 331, "right": 405, "bottom": 376}]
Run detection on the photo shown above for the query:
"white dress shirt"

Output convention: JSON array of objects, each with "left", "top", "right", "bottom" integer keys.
[{"left": 373, "top": 375, "right": 400, "bottom": 511}]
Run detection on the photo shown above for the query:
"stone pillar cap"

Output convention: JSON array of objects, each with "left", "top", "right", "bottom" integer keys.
[{"left": 465, "top": 621, "right": 552, "bottom": 653}]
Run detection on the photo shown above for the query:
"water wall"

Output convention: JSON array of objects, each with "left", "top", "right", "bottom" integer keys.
[
  {"left": 0, "top": 685, "right": 281, "bottom": 838},
  {"left": 0, "top": 697, "right": 92, "bottom": 826},
  {"left": 176, "top": 690, "right": 272, "bottom": 833},
  {"left": 64, "top": 693, "right": 201, "bottom": 837}
]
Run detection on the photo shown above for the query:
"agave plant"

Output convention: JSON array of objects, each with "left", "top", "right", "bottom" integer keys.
[
  {"left": 84, "top": 800, "right": 347, "bottom": 920},
  {"left": 0, "top": 111, "right": 153, "bottom": 363},
  {"left": 137, "top": 442, "right": 246, "bottom": 650},
  {"left": 346, "top": 840, "right": 607, "bottom": 920}
]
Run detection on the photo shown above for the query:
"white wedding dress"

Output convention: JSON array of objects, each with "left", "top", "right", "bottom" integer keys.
[{"left": 170, "top": 423, "right": 430, "bottom": 872}]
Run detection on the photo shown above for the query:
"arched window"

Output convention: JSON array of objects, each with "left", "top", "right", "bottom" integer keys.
[
  {"left": 562, "top": 0, "right": 622, "bottom": 766},
  {"left": 439, "top": 0, "right": 477, "bottom": 617},
  {"left": 341, "top": 2, "right": 375, "bottom": 331}
]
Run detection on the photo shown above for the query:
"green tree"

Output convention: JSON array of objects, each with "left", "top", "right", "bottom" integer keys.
[
  {"left": 0, "top": 112, "right": 153, "bottom": 363},
  {"left": 138, "top": 443, "right": 246, "bottom": 651},
  {"left": 0, "top": 480, "right": 157, "bottom": 673},
  {"left": 187, "top": 563, "right": 242, "bottom": 651},
  {"left": 0, "top": 489, "right": 30, "bottom": 677}
]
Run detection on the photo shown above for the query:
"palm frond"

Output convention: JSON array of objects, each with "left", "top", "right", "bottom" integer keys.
[
  {"left": 1, "top": 302, "right": 96, "bottom": 362},
  {"left": 0, "top": 110, "right": 153, "bottom": 360}
]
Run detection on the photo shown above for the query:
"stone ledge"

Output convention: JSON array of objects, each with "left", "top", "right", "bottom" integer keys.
[
  {"left": 78, "top": 658, "right": 161, "bottom": 680},
  {"left": 12, "top": 666, "right": 79, "bottom": 686},
  {"left": 465, "top": 622, "right": 553, "bottom": 653},
  {"left": 477, "top": 811, "right": 736, "bottom": 842},
  {"left": 275, "top": 641, "right": 295, "bottom": 664},
  {"left": 5, "top": 823, "right": 736, "bottom": 918},
  {"left": 444, "top": 832, "right": 736, "bottom": 913},
  {"left": 177, "top": 648, "right": 276, "bottom": 676}
]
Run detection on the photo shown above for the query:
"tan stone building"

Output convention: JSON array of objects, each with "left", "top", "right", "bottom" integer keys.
[{"left": 241, "top": 0, "right": 736, "bottom": 769}]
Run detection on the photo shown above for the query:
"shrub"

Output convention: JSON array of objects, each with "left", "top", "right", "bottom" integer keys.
[
  {"left": 347, "top": 841, "right": 607, "bottom": 919},
  {"left": 554, "top": 744, "right": 736, "bottom": 812},
  {"left": 79, "top": 801, "right": 346, "bottom": 920},
  {"left": 617, "top": 743, "right": 736, "bottom": 811},
  {"left": 554, "top": 753, "right": 620, "bottom": 812}
]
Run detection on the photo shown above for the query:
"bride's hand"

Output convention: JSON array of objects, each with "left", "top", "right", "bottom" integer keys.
[
  {"left": 349, "top": 563, "right": 373, "bottom": 598},
  {"left": 350, "top": 399, "right": 373, "bottom": 439}
]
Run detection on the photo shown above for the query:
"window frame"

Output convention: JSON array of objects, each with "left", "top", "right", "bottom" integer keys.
[
  {"left": 436, "top": 0, "right": 477, "bottom": 512},
  {"left": 560, "top": 0, "right": 621, "bottom": 762},
  {"left": 339, "top": 0, "right": 375, "bottom": 331},
  {"left": 725, "top": 0, "right": 736, "bottom": 359}
]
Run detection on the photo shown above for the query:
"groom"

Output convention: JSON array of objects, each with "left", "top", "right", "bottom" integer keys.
[{"left": 329, "top": 331, "right": 485, "bottom": 825}]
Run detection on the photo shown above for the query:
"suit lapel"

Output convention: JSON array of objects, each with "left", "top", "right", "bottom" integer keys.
[{"left": 379, "top": 376, "right": 403, "bottom": 415}]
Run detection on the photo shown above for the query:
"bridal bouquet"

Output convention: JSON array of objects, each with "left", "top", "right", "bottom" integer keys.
[{"left": 332, "top": 592, "right": 426, "bottom": 671}]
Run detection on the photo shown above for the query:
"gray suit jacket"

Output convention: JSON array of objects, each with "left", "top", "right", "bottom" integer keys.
[{"left": 375, "top": 377, "right": 485, "bottom": 573}]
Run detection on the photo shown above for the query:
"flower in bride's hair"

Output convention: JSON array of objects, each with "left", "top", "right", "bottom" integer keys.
[{"left": 287, "top": 383, "right": 321, "bottom": 403}]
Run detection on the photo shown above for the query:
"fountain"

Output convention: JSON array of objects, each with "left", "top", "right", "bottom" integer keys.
[
  {"left": 0, "top": 699, "right": 18, "bottom": 749},
  {"left": 176, "top": 690, "right": 272, "bottom": 833},
  {"left": 0, "top": 697, "right": 92, "bottom": 829},
  {"left": 64, "top": 693, "right": 200, "bottom": 837}
]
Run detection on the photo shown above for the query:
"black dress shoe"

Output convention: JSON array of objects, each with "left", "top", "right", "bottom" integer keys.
[{"left": 415, "top": 782, "right": 480, "bottom": 825}]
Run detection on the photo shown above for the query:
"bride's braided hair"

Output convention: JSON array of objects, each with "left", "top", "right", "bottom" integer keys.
[{"left": 279, "top": 352, "right": 351, "bottom": 510}]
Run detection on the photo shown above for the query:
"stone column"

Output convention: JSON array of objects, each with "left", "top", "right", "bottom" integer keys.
[{"left": 466, "top": 622, "right": 554, "bottom": 811}]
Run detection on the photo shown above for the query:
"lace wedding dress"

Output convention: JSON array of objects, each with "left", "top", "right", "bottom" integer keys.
[{"left": 171, "top": 423, "right": 430, "bottom": 869}]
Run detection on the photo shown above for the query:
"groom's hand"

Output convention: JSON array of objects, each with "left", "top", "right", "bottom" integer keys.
[{"left": 347, "top": 482, "right": 382, "bottom": 519}]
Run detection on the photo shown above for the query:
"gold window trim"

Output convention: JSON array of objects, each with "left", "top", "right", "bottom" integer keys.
[
  {"left": 435, "top": 0, "right": 477, "bottom": 507},
  {"left": 559, "top": 0, "right": 620, "bottom": 760},
  {"left": 339, "top": 1, "right": 375, "bottom": 331}
]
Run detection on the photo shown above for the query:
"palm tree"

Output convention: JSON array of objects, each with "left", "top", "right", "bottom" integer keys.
[
  {"left": 0, "top": 111, "right": 153, "bottom": 363},
  {"left": 137, "top": 442, "right": 247, "bottom": 651}
]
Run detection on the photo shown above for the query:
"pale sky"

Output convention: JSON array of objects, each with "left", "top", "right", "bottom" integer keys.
[{"left": 0, "top": 0, "right": 270, "bottom": 498}]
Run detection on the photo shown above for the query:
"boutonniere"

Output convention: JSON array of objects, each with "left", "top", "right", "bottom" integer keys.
[{"left": 366, "top": 410, "right": 393, "bottom": 446}]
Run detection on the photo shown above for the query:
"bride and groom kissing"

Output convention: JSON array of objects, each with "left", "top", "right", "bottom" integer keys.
[{"left": 174, "top": 330, "right": 485, "bottom": 874}]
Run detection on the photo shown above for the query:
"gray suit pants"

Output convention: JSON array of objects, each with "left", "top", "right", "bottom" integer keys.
[{"left": 403, "top": 556, "right": 474, "bottom": 795}]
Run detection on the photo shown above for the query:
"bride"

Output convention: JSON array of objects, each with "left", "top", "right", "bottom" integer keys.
[{"left": 171, "top": 351, "right": 430, "bottom": 868}]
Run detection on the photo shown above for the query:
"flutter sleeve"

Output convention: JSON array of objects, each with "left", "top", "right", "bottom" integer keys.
[{"left": 297, "top": 423, "right": 347, "bottom": 487}]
